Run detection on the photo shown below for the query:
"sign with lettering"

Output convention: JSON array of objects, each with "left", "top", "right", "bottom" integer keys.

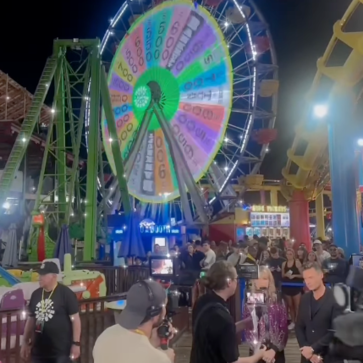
[
  {"left": 102, "top": 0, "right": 233, "bottom": 203},
  {"left": 114, "top": 224, "right": 181, "bottom": 235},
  {"left": 251, "top": 205, "right": 288, "bottom": 213}
]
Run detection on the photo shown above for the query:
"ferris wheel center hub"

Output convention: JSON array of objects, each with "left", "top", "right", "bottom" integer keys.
[{"left": 132, "top": 67, "right": 180, "bottom": 130}]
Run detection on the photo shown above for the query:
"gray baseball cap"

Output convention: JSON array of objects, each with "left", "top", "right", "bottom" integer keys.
[{"left": 119, "top": 279, "right": 167, "bottom": 329}]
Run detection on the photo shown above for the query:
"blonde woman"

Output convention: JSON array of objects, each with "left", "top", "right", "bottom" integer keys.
[
  {"left": 281, "top": 249, "right": 303, "bottom": 330},
  {"left": 243, "top": 266, "right": 288, "bottom": 363},
  {"left": 307, "top": 251, "right": 319, "bottom": 264}
]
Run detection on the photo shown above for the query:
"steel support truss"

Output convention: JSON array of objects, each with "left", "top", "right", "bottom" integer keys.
[{"left": 0, "top": 39, "right": 131, "bottom": 261}]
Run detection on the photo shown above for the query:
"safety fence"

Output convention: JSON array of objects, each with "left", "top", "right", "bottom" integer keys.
[{"left": 0, "top": 294, "right": 188, "bottom": 363}]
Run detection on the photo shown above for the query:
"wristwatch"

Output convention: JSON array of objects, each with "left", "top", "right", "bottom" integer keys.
[{"left": 72, "top": 341, "right": 81, "bottom": 346}]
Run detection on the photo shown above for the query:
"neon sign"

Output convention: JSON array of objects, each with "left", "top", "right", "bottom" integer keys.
[
  {"left": 140, "top": 224, "right": 180, "bottom": 234},
  {"left": 114, "top": 222, "right": 180, "bottom": 235}
]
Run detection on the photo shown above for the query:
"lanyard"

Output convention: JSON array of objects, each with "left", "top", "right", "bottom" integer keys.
[
  {"left": 41, "top": 284, "right": 57, "bottom": 312},
  {"left": 133, "top": 329, "right": 147, "bottom": 337}
]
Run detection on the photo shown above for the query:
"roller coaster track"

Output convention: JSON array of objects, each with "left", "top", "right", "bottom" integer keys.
[{"left": 281, "top": 0, "right": 363, "bottom": 201}]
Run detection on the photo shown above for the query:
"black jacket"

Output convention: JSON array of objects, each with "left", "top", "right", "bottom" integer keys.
[{"left": 295, "top": 287, "right": 343, "bottom": 363}]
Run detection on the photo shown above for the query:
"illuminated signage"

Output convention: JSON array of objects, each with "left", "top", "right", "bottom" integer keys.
[
  {"left": 114, "top": 225, "right": 180, "bottom": 235},
  {"left": 140, "top": 224, "right": 180, "bottom": 234},
  {"left": 251, "top": 205, "right": 288, "bottom": 213}
]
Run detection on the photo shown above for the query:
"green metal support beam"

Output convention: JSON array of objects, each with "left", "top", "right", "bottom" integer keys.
[
  {"left": 83, "top": 41, "right": 101, "bottom": 261},
  {"left": 2, "top": 38, "right": 131, "bottom": 261},
  {"left": 100, "top": 66, "right": 132, "bottom": 216},
  {"left": 0, "top": 56, "right": 57, "bottom": 208}
]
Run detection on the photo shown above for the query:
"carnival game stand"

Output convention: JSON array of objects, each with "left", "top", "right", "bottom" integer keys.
[{"left": 0, "top": 287, "right": 26, "bottom": 350}]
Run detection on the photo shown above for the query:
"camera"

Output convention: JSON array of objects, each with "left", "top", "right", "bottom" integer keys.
[
  {"left": 149, "top": 256, "right": 175, "bottom": 279},
  {"left": 237, "top": 263, "right": 259, "bottom": 279},
  {"left": 330, "top": 265, "right": 363, "bottom": 361},
  {"left": 157, "top": 285, "right": 179, "bottom": 350}
]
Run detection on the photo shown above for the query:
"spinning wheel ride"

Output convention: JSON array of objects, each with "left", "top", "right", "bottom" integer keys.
[{"left": 99, "top": 0, "right": 279, "bottom": 224}]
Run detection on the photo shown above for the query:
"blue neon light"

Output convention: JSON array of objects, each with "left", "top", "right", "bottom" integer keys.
[{"left": 114, "top": 225, "right": 180, "bottom": 235}]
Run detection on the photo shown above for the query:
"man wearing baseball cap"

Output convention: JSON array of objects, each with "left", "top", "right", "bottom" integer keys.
[
  {"left": 20, "top": 261, "right": 81, "bottom": 363},
  {"left": 93, "top": 279, "right": 175, "bottom": 363}
]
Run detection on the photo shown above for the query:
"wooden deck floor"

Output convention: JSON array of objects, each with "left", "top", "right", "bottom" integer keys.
[{"left": 174, "top": 332, "right": 301, "bottom": 363}]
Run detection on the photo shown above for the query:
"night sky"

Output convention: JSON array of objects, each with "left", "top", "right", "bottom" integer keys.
[{"left": 0, "top": 0, "right": 352, "bottom": 179}]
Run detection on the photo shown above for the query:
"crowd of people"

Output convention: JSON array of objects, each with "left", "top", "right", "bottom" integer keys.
[
  {"left": 170, "top": 235, "right": 349, "bottom": 331},
  {"left": 18, "top": 236, "right": 351, "bottom": 363}
]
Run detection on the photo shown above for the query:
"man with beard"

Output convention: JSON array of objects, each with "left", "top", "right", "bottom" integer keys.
[
  {"left": 93, "top": 280, "right": 175, "bottom": 363},
  {"left": 322, "top": 244, "right": 348, "bottom": 284},
  {"left": 295, "top": 262, "right": 343, "bottom": 363},
  {"left": 190, "top": 261, "right": 267, "bottom": 363}
]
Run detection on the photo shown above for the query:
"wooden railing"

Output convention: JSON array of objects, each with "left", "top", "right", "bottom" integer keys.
[{"left": 0, "top": 294, "right": 188, "bottom": 363}]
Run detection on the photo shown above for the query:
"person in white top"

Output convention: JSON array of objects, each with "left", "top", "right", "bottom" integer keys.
[
  {"left": 313, "top": 240, "right": 330, "bottom": 264},
  {"left": 227, "top": 243, "right": 247, "bottom": 267},
  {"left": 200, "top": 240, "right": 216, "bottom": 270},
  {"left": 93, "top": 280, "right": 175, "bottom": 363}
]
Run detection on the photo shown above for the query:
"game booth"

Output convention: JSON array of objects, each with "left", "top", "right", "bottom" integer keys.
[
  {"left": 209, "top": 205, "right": 290, "bottom": 242},
  {"left": 240, "top": 205, "right": 290, "bottom": 239}
]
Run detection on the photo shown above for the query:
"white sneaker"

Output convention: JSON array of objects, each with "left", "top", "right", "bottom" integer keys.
[{"left": 288, "top": 322, "right": 295, "bottom": 330}]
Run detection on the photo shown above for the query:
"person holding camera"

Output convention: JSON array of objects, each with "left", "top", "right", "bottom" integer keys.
[
  {"left": 93, "top": 280, "right": 175, "bottom": 363},
  {"left": 190, "top": 260, "right": 267, "bottom": 363}
]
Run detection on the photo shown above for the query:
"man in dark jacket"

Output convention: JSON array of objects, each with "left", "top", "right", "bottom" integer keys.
[
  {"left": 295, "top": 262, "right": 343, "bottom": 363},
  {"left": 322, "top": 244, "right": 348, "bottom": 284}
]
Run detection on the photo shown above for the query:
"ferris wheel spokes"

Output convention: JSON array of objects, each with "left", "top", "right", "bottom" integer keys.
[
  {"left": 153, "top": 103, "right": 209, "bottom": 225},
  {"left": 124, "top": 107, "right": 154, "bottom": 178}
]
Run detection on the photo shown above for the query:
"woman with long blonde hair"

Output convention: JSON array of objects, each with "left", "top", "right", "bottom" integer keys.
[
  {"left": 243, "top": 266, "right": 288, "bottom": 363},
  {"left": 281, "top": 248, "right": 303, "bottom": 330}
]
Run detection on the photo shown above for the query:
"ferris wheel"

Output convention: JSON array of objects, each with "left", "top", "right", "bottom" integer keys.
[{"left": 97, "top": 0, "right": 278, "bottom": 224}]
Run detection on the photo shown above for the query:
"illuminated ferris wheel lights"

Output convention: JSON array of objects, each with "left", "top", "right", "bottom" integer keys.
[
  {"left": 357, "top": 139, "right": 363, "bottom": 147},
  {"left": 21, "top": 137, "right": 26, "bottom": 143},
  {"left": 266, "top": 148, "right": 270, "bottom": 152},
  {"left": 224, "top": 21, "right": 229, "bottom": 27},
  {"left": 224, "top": 137, "right": 229, "bottom": 143},
  {"left": 224, "top": 166, "right": 229, "bottom": 171},
  {"left": 108, "top": 137, "right": 113, "bottom": 142},
  {"left": 51, "top": 108, "right": 55, "bottom": 114},
  {"left": 313, "top": 104, "right": 328, "bottom": 119}
]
